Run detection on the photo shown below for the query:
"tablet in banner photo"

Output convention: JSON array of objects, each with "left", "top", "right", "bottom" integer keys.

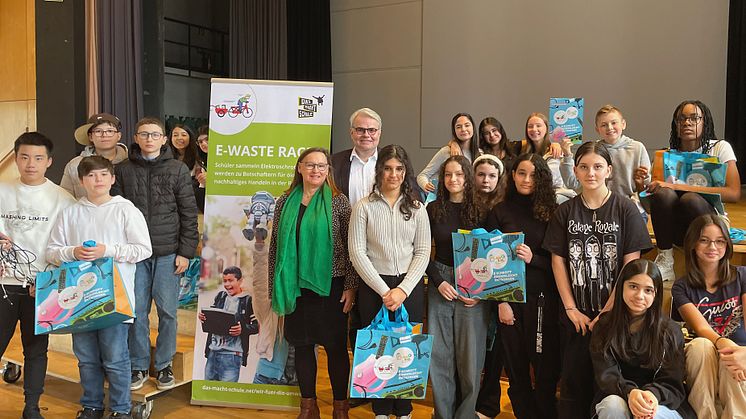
[{"left": 549, "top": 97, "right": 584, "bottom": 144}]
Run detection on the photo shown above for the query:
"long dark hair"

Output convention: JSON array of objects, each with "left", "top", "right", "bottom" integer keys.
[
  {"left": 479, "top": 117, "right": 514, "bottom": 159},
  {"left": 504, "top": 153, "right": 557, "bottom": 222},
  {"left": 286, "top": 147, "right": 340, "bottom": 197},
  {"left": 683, "top": 214, "right": 735, "bottom": 289},
  {"left": 590, "top": 259, "right": 676, "bottom": 369},
  {"left": 670, "top": 100, "right": 717, "bottom": 154},
  {"left": 197, "top": 124, "right": 209, "bottom": 164},
  {"left": 371, "top": 144, "right": 420, "bottom": 220},
  {"left": 168, "top": 124, "right": 201, "bottom": 170},
  {"left": 431, "top": 156, "right": 479, "bottom": 226},
  {"left": 473, "top": 157, "right": 504, "bottom": 215},
  {"left": 451, "top": 113, "right": 480, "bottom": 160},
  {"left": 574, "top": 140, "right": 612, "bottom": 167}
]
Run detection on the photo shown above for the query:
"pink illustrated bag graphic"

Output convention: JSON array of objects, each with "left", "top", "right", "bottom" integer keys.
[{"left": 350, "top": 305, "right": 432, "bottom": 399}]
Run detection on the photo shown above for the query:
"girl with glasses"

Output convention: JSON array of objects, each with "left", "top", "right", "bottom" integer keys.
[
  {"left": 672, "top": 214, "right": 746, "bottom": 418},
  {"left": 647, "top": 101, "right": 741, "bottom": 282}
]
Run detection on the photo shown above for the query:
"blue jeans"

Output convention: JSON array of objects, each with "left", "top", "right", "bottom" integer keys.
[
  {"left": 72, "top": 323, "right": 131, "bottom": 413},
  {"left": 129, "top": 254, "right": 179, "bottom": 371},
  {"left": 596, "top": 395, "right": 682, "bottom": 419},
  {"left": 204, "top": 351, "right": 241, "bottom": 382}
]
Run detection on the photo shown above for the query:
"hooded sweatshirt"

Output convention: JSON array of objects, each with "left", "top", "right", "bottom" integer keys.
[
  {"left": 60, "top": 144, "right": 129, "bottom": 199},
  {"left": 46, "top": 195, "right": 153, "bottom": 321},
  {"left": 560, "top": 135, "right": 651, "bottom": 198}
]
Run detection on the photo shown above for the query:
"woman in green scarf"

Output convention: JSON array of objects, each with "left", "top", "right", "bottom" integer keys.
[{"left": 268, "top": 147, "right": 358, "bottom": 419}]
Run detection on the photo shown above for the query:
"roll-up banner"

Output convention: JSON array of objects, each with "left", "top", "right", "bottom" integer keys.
[{"left": 191, "top": 79, "right": 333, "bottom": 410}]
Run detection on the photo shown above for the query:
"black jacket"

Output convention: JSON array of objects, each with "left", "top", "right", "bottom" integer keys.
[
  {"left": 590, "top": 316, "right": 696, "bottom": 418},
  {"left": 331, "top": 147, "right": 423, "bottom": 201},
  {"left": 111, "top": 144, "right": 199, "bottom": 258},
  {"left": 203, "top": 291, "right": 259, "bottom": 366}
]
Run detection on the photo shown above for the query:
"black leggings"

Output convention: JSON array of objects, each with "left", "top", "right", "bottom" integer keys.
[
  {"left": 649, "top": 189, "right": 715, "bottom": 249},
  {"left": 0, "top": 285, "right": 49, "bottom": 408},
  {"left": 295, "top": 342, "right": 350, "bottom": 401}
]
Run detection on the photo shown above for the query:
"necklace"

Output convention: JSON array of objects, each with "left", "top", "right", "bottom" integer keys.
[{"left": 580, "top": 188, "right": 611, "bottom": 223}]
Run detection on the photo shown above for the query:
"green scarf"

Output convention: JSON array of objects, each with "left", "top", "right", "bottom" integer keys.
[{"left": 272, "top": 184, "right": 333, "bottom": 315}]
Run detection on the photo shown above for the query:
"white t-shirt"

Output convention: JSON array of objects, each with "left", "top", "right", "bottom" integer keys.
[
  {"left": 694, "top": 139, "right": 737, "bottom": 163},
  {"left": 0, "top": 179, "right": 75, "bottom": 286}
]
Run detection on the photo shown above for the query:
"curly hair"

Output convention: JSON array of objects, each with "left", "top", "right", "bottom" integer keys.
[
  {"left": 430, "top": 156, "right": 480, "bottom": 226},
  {"left": 505, "top": 153, "right": 557, "bottom": 222},
  {"left": 669, "top": 100, "right": 717, "bottom": 154},
  {"left": 479, "top": 117, "right": 514, "bottom": 160},
  {"left": 370, "top": 144, "right": 421, "bottom": 220}
]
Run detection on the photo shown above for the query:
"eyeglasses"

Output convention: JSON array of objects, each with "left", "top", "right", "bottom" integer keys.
[
  {"left": 697, "top": 238, "right": 728, "bottom": 249},
  {"left": 676, "top": 115, "right": 703, "bottom": 125},
  {"left": 136, "top": 131, "right": 164, "bottom": 140},
  {"left": 301, "top": 162, "right": 329, "bottom": 171},
  {"left": 353, "top": 127, "right": 379, "bottom": 136},
  {"left": 91, "top": 129, "right": 119, "bottom": 137}
]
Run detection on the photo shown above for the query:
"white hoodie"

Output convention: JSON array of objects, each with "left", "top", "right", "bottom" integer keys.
[{"left": 46, "top": 195, "right": 153, "bottom": 318}]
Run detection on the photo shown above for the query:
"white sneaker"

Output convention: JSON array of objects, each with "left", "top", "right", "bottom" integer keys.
[
  {"left": 476, "top": 412, "right": 492, "bottom": 419},
  {"left": 374, "top": 416, "right": 389, "bottom": 419},
  {"left": 655, "top": 249, "right": 675, "bottom": 282}
]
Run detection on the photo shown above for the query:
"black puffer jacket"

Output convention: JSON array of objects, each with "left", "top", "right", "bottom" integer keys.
[{"left": 112, "top": 144, "right": 199, "bottom": 258}]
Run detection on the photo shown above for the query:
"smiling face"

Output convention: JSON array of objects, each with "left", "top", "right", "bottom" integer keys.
[
  {"left": 222, "top": 273, "right": 243, "bottom": 296},
  {"left": 197, "top": 134, "right": 209, "bottom": 153},
  {"left": 595, "top": 111, "right": 626, "bottom": 144},
  {"left": 298, "top": 151, "right": 329, "bottom": 190},
  {"left": 16, "top": 145, "right": 52, "bottom": 186},
  {"left": 454, "top": 116, "right": 473, "bottom": 142},
  {"left": 350, "top": 114, "right": 381, "bottom": 156},
  {"left": 526, "top": 116, "right": 547, "bottom": 144},
  {"left": 170, "top": 127, "right": 190, "bottom": 151},
  {"left": 512, "top": 160, "right": 536, "bottom": 196},
  {"left": 443, "top": 161, "right": 465, "bottom": 198},
  {"left": 622, "top": 273, "right": 656, "bottom": 317},
  {"left": 381, "top": 157, "right": 405, "bottom": 193},
  {"left": 676, "top": 103, "right": 704, "bottom": 145},
  {"left": 480, "top": 124, "right": 502, "bottom": 146},
  {"left": 80, "top": 168, "right": 115, "bottom": 201},
  {"left": 474, "top": 162, "right": 499, "bottom": 193},
  {"left": 574, "top": 152, "right": 612, "bottom": 191},
  {"left": 695, "top": 224, "right": 728, "bottom": 266}
]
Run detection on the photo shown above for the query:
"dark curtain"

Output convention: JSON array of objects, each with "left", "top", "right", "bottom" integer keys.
[
  {"left": 229, "top": 0, "right": 288, "bottom": 79},
  {"left": 286, "top": 0, "right": 331, "bottom": 82},
  {"left": 96, "top": 0, "right": 144, "bottom": 145},
  {"left": 726, "top": 0, "right": 746, "bottom": 183}
]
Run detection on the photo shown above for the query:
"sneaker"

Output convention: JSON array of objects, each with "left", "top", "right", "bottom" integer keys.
[
  {"left": 655, "top": 249, "right": 675, "bottom": 282},
  {"left": 476, "top": 413, "right": 492, "bottom": 419},
  {"left": 374, "top": 416, "right": 389, "bottom": 419},
  {"left": 75, "top": 408, "right": 103, "bottom": 419},
  {"left": 21, "top": 405, "right": 45, "bottom": 419},
  {"left": 106, "top": 413, "right": 132, "bottom": 419},
  {"left": 130, "top": 370, "right": 148, "bottom": 390},
  {"left": 156, "top": 366, "right": 175, "bottom": 390}
]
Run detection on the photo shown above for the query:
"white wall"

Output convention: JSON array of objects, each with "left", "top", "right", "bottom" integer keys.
[{"left": 331, "top": 0, "right": 729, "bottom": 173}]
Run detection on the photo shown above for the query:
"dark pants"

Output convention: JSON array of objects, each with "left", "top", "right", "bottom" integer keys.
[
  {"left": 475, "top": 303, "right": 504, "bottom": 418},
  {"left": 500, "top": 292, "right": 561, "bottom": 419},
  {"left": 0, "top": 285, "right": 49, "bottom": 408},
  {"left": 649, "top": 189, "right": 715, "bottom": 249},
  {"left": 357, "top": 274, "right": 424, "bottom": 417},
  {"left": 557, "top": 310, "right": 595, "bottom": 419}
]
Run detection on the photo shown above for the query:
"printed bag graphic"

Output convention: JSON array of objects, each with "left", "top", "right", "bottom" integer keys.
[
  {"left": 452, "top": 228, "right": 526, "bottom": 302},
  {"left": 35, "top": 258, "right": 133, "bottom": 335},
  {"left": 350, "top": 305, "right": 432, "bottom": 399},
  {"left": 661, "top": 150, "right": 727, "bottom": 187}
]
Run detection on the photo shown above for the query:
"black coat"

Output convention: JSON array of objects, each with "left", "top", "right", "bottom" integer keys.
[{"left": 112, "top": 144, "right": 199, "bottom": 258}]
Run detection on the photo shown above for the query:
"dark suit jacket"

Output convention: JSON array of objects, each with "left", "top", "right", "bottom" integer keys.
[
  {"left": 331, "top": 148, "right": 354, "bottom": 198},
  {"left": 331, "top": 147, "right": 423, "bottom": 202}
]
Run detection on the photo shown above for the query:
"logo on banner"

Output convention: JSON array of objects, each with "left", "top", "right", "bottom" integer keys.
[
  {"left": 210, "top": 84, "right": 258, "bottom": 135},
  {"left": 297, "top": 95, "right": 325, "bottom": 118}
]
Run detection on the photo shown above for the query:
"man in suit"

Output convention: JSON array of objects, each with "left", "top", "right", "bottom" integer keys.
[
  {"left": 332, "top": 107, "right": 381, "bottom": 206},
  {"left": 332, "top": 108, "right": 381, "bottom": 409}
]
